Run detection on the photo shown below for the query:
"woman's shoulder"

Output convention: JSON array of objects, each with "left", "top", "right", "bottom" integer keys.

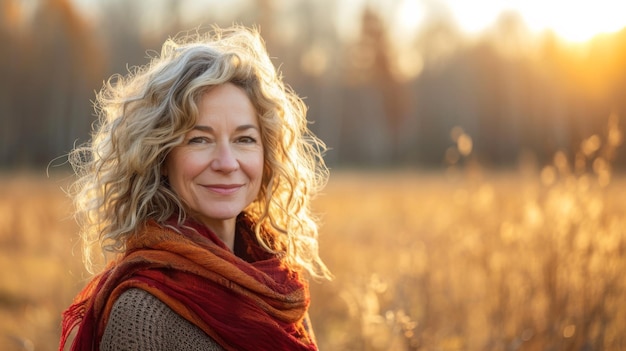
[{"left": 100, "top": 288, "right": 224, "bottom": 351}]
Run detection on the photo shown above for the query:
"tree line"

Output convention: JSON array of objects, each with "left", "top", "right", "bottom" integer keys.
[{"left": 1, "top": 0, "right": 625, "bottom": 171}]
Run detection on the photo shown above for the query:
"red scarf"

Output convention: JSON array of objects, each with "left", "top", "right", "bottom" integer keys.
[{"left": 59, "top": 214, "right": 317, "bottom": 351}]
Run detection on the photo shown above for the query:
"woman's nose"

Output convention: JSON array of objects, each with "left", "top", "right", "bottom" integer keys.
[{"left": 210, "top": 143, "right": 239, "bottom": 172}]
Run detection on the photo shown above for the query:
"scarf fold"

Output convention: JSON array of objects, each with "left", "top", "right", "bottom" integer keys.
[{"left": 60, "top": 215, "right": 317, "bottom": 351}]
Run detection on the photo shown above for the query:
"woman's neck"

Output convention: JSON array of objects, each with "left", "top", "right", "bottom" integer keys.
[{"left": 199, "top": 218, "right": 236, "bottom": 251}]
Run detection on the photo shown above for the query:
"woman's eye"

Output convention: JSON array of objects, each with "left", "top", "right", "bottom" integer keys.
[
  {"left": 188, "top": 136, "right": 211, "bottom": 144},
  {"left": 237, "top": 136, "right": 257, "bottom": 144}
]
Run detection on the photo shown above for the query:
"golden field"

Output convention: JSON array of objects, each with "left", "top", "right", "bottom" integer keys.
[{"left": 1, "top": 167, "right": 625, "bottom": 351}]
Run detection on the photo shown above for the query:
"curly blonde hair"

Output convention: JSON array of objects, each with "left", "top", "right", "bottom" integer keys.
[{"left": 69, "top": 25, "right": 331, "bottom": 280}]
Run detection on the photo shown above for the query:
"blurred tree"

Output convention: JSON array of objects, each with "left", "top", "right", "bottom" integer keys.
[
  {"left": 342, "top": 6, "right": 413, "bottom": 164},
  {"left": 0, "top": 0, "right": 104, "bottom": 167},
  {"left": 412, "top": 10, "right": 465, "bottom": 166},
  {"left": 0, "top": 0, "right": 23, "bottom": 164},
  {"left": 97, "top": 0, "right": 169, "bottom": 76}
]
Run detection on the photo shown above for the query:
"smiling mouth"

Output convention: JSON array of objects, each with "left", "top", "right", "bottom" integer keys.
[{"left": 203, "top": 184, "right": 243, "bottom": 195}]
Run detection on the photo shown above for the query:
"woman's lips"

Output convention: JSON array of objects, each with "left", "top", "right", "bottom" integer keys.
[{"left": 203, "top": 184, "right": 243, "bottom": 195}]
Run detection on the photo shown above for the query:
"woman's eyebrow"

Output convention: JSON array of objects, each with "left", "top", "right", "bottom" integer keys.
[
  {"left": 235, "top": 124, "right": 260, "bottom": 132},
  {"left": 192, "top": 124, "right": 259, "bottom": 132},
  {"left": 192, "top": 125, "right": 213, "bottom": 133}
]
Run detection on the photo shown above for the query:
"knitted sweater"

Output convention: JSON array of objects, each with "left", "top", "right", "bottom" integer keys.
[{"left": 100, "top": 288, "right": 225, "bottom": 351}]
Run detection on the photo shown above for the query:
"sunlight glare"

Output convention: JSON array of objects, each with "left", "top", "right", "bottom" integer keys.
[
  {"left": 444, "top": 0, "right": 626, "bottom": 42},
  {"left": 518, "top": 1, "right": 626, "bottom": 42},
  {"left": 397, "top": 0, "right": 424, "bottom": 33}
]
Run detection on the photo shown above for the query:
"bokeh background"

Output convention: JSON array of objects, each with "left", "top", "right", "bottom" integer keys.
[{"left": 1, "top": 0, "right": 626, "bottom": 350}]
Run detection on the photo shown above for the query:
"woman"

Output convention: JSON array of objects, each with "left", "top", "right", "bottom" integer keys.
[{"left": 60, "top": 25, "right": 331, "bottom": 351}]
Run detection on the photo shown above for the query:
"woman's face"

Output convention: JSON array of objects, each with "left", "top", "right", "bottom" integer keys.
[{"left": 164, "top": 83, "right": 264, "bottom": 230}]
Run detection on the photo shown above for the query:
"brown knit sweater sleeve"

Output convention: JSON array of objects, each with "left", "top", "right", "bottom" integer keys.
[{"left": 100, "top": 288, "right": 225, "bottom": 351}]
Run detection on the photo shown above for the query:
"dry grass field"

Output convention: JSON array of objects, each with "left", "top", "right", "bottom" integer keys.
[{"left": 1, "top": 166, "right": 625, "bottom": 350}]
